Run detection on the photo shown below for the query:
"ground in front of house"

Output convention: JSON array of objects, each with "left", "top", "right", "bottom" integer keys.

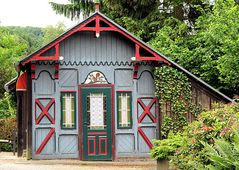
[{"left": 0, "top": 152, "right": 157, "bottom": 170}]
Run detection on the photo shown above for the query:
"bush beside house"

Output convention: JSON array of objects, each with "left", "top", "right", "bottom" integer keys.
[
  {"left": 151, "top": 103, "right": 239, "bottom": 169},
  {"left": 0, "top": 118, "right": 16, "bottom": 151}
]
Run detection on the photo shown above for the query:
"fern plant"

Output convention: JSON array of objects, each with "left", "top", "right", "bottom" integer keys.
[{"left": 204, "top": 130, "right": 239, "bottom": 170}]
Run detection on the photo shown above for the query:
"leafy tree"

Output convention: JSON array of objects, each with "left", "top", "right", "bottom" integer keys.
[
  {"left": 49, "top": 0, "right": 209, "bottom": 41},
  {"left": 42, "top": 22, "right": 66, "bottom": 45},
  {"left": 0, "top": 27, "right": 30, "bottom": 119},
  {"left": 0, "top": 27, "right": 28, "bottom": 98},
  {"left": 7, "top": 26, "right": 43, "bottom": 53},
  {"left": 150, "top": 0, "right": 239, "bottom": 97},
  {"left": 0, "top": 92, "right": 16, "bottom": 119}
]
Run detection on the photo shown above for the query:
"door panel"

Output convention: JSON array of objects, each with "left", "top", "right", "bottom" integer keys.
[
  {"left": 34, "top": 98, "right": 56, "bottom": 155},
  {"left": 137, "top": 97, "right": 157, "bottom": 152},
  {"left": 81, "top": 88, "right": 112, "bottom": 160}
]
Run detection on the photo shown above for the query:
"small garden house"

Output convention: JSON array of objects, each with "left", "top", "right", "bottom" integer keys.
[{"left": 5, "top": 9, "right": 233, "bottom": 160}]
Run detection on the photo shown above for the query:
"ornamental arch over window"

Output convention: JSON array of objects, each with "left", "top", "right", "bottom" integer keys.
[{"left": 83, "top": 71, "right": 109, "bottom": 84}]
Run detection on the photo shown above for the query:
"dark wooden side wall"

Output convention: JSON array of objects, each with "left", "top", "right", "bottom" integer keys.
[
  {"left": 16, "top": 91, "right": 25, "bottom": 157},
  {"left": 16, "top": 65, "right": 32, "bottom": 158},
  {"left": 161, "top": 78, "right": 226, "bottom": 123},
  {"left": 191, "top": 80, "right": 222, "bottom": 110}
]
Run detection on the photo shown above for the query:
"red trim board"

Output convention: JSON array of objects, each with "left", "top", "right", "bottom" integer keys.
[
  {"left": 99, "top": 137, "right": 107, "bottom": 155},
  {"left": 21, "top": 13, "right": 170, "bottom": 65},
  {"left": 137, "top": 98, "right": 156, "bottom": 123},
  {"left": 36, "top": 128, "right": 55, "bottom": 154},
  {"left": 35, "top": 98, "right": 55, "bottom": 125},
  {"left": 138, "top": 127, "right": 153, "bottom": 149},
  {"left": 88, "top": 137, "right": 96, "bottom": 155}
]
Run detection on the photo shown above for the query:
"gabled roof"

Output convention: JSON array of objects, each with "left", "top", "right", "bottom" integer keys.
[{"left": 17, "top": 12, "right": 234, "bottom": 103}]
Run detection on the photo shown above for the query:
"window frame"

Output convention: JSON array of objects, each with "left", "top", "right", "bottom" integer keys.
[
  {"left": 60, "top": 91, "right": 77, "bottom": 130},
  {"left": 117, "top": 91, "right": 133, "bottom": 129}
]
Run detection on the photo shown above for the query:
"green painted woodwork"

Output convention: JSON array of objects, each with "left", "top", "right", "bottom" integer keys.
[
  {"left": 82, "top": 87, "right": 112, "bottom": 160},
  {"left": 60, "top": 92, "right": 77, "bottom": 129},
  {"left": 117, "top": 92, "right": 132, "bottom": 129}
]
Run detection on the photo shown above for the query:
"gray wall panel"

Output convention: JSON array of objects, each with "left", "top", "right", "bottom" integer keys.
[
  {"left": 137, "top": 71, "right": 155, "bottom": 96},
  {"left": 138, "top": 127, "right": 156, "bottom": 153},
  {"left": 59, "top": 32, "right": 135, "bottom": 62},
  {"left": 59, "top": 135, "right": 78, "bottom": 154},
  {"left": 115, "top": 69, "right": 133, "bottom": 87},
  {"left": 116, "top": 134, "right": 134, "bottom": 154},
  {"left": 35, "top": 71, "right": 55, "bottom": 95},
  {"left": 35, "top": 128, "right": 56, "bottom": 155},
  {"left": 59, "top": 69, "right": 78, "bottom": 87}
]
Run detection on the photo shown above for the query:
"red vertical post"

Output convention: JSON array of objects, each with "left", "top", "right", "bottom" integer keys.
[
  {"left": 135, "top": 44, "right": 140, "bottom": 60},
  {"left": 31, "top": 63, "right": 36, "bottom": 79},
  {"left": 96, "top": 16, "right": 100, "bottom": 38},
  {"left": 55, "top": 43, "right": 59, "bottom": 59}
]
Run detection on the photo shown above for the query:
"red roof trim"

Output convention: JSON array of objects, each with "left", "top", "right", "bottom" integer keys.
[
  {"left": 21, "top": 16, "right": 96, "bottom": 65},
  {"left": 16, "top": 72, "right": 27, "bottom": 91},
  {"left": 21, "top": 13, "right": 170, "bottom": 65}
]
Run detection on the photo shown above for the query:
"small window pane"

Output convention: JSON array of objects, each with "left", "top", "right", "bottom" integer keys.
[
  {"left": 88, "top": 93, "right": 106, "bottom": 130},
  {"left": 61, "top": 92, "right": 76, "bottom": 129},
  {"left": 117, "top": 92, "right": 132, "bottom": 128}
]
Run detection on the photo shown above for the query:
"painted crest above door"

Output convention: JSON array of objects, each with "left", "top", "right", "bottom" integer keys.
[{"left": 83, "top": 71, "right": 109, "bottom": 84}]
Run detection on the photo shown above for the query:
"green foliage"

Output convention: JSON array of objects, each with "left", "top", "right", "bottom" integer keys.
[
  {"left": 7, "top": 26, "right": 43, "bottom": 53},
  {"left": 154, "top": 65, "right": 202, "bottom": 138},
  {"left": 0, "top": 27, "right": 28, "bottom": 98},
  {"left": 42, "top": 22, "right": 66, "bottom": 45},
  {"left": 0, "top": 143, "right": 13, "bottom": 152},
  {"left": 150, "top": 0, "right": 239, "bottom": 97},
  {"left": 0, "top": 118, "right": 16, "bottom": 152},
  {"left": 49, "top": 0, "right": 95, "bottom": 20},
  {"left": 150, "top": 132, "right": 187, "bottom": 160},
  {"left": 0, "top": 92, "right": 16, "bottom": 119},
  {"left": 50, "top": 0, "right": 209, "bottom": 42},
  {"left": 0, "top": 26, "right": 43, "bottom": 119},
  {"left": 171, "top": 104, "right": 239, "bottom": 169},
  {"left": 204, "top": 130, "right": 239, "bottom": 170}
]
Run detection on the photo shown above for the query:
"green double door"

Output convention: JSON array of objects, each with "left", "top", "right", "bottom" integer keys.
[{"left": 81, "top": 87, "right": 112, "bottom": 160}]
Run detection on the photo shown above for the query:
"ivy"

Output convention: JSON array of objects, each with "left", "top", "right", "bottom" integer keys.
[{"left": 154, "top": 65, "right": 202, "bottom": 138}]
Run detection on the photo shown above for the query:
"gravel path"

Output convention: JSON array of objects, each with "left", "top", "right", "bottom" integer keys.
[{"left": 0, "top": 152, "right": 156, "bottom": 170}]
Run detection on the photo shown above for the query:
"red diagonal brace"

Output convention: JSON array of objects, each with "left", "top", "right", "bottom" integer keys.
[
  {"left": 35, "top": 99, "right": 55, "bottom": 125},
  {"left": 138, "top": 98, "right": 156, "bottom": 123},
  {"left": 36, "top": 128, "right": 55, "bottom": 154},
  {"left": 138, "top": 127, "right": 153, "bottom": 149}
]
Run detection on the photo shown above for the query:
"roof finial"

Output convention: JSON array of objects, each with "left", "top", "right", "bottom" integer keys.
[{"left": 94, "top": 0, "right": 100, "bottom": 12}]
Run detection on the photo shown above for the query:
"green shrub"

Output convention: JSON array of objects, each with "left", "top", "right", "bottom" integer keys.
[
  {"left": 203, "top": 130, "right": 239, "bottom": 170},
  {"left": 0, "top": 143, "right": 13, "bottom": 152},
  {"left": 0, "top": 118, "right": 16, "bottom": 141},
  {"left": 0, "top": 92, "right": 16, "bottom": 119},
  {"left": 0, "top": 118, "right": 16, "bottom": 152},
  {"left": 171, "top": 104, "right": 239, "bottom": 169},
  {"left": 150, "top": 132, "right": 187, "bottom": 160}
]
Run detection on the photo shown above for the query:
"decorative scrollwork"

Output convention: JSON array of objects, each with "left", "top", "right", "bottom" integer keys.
[{"left": 84, "top": 71, "right": 109, "bottom": 84}]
